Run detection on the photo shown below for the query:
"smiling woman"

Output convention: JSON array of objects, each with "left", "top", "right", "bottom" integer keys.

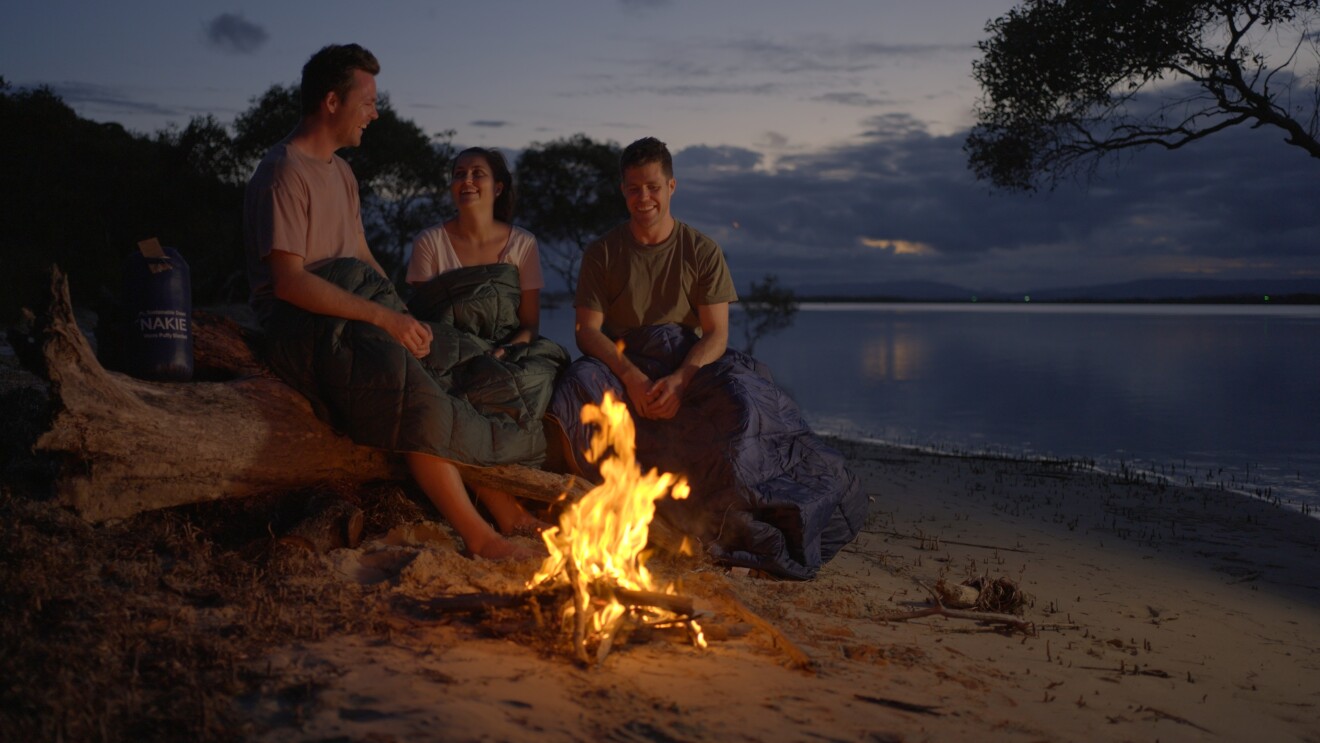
[{"left": 407, "top": 146, "right": 547, "bottom": 353}]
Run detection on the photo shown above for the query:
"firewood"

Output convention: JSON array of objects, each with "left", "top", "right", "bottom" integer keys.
[
  {"left": 21, "top": 268, "right": 591, "bottom": 522},
  {"left": 694, "top": 575, "right": 815, "bottom": 672}
]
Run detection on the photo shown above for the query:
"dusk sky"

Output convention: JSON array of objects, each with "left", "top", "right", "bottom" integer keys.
[{"left": 4, "top": 0, "right": 1317, "bottom": 294}]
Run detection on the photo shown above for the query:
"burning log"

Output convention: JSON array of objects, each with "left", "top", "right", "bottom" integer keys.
[
  {"left": 18, "top": 268, "right": 591, "bottom": 522},
  {"left": 405, "top": 585, "right": 693, "bottom": 618}
]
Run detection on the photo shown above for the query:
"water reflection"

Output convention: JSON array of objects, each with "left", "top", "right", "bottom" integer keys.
[
  {"left": 859, "top": 319, "right": 924, "bottom": 382},
  {"left": 539, "top": 303, "right": 1320, "bottom": 511}
]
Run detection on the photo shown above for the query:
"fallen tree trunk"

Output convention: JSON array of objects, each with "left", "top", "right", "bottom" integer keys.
[{"left": 26, "top": 268, "right": 591, "bottom": 522}]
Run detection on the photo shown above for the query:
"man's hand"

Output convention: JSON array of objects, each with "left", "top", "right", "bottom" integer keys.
[
  {"left": 641, "top": 371, "right": 689, "bottom": 420},
  {"left": 620, "top": 366, "right": 659, "bottom": 418},
  {"left": 382, "top": 311, "right": 433, "bottom": 359},
  {"left": 268, "top": 251, "right": 433, "bottom": 359}
]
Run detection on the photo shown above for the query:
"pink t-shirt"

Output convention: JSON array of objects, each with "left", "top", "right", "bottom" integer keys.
[
  {"left": 407, "top": 223, "right": 545, "bottom": 291},
  {"left": 244, "top": 142, "right": 366, "bottom": 319}
]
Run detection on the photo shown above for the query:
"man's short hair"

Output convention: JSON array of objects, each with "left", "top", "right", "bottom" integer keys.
[
  {"left": 300, "top": 43, "right": 380, "bottom": 116},
  {"left": 620, "top": 137, "right": 673, "bottom": 180}
]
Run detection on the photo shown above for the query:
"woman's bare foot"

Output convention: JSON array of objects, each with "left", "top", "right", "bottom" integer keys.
[
  {"left": 502, "top": 516, "right": 554, "bottom": 539},
  {"left": 470, "top": 534, "right": 539, "bottom": 562}
]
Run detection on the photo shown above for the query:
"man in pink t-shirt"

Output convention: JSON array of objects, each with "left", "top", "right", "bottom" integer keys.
[{"left": 242, "top": 44, "right": 540, "bottom": 562}]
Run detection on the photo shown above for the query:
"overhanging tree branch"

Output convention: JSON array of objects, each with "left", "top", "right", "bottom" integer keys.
[{"left": 967, "top": 0, "right": 1320, "bottom": 191}]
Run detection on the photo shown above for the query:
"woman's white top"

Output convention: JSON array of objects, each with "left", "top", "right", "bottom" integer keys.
[{"left": 407, "top": 223, "right": 545, "bottom": 291}]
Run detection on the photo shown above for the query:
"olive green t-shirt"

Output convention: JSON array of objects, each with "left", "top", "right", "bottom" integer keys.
[{"left": 575, "top": 221, "right": 739, "bottom": 339}]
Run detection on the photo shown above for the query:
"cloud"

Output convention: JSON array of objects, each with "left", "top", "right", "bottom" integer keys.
[
  {"left": 756, "top": 132, "right": 792, "bottom": 151},
  {"left": 669, "top": 106, "right": 1320, "bottom": 294},
  {"left": 204, "top": 13, "right": 268, "bottom": 55},
  {"left": 812, "top": 91, "right": 895, "bottom": 107},
  {"left": 47, "top": 81, "right": 184, "bottom": 117},
  {"left": 725, "top": 37, "right": 969, "bottom": 75},
  {"left": 470, "top": 120, "right": 511, "bottom": 128},
  {"left": 673, "top": 145, "right": 762, "bottom": 176},
  {"left": 623, "top": 81, "right": 785, "bottom": 97},
  {"left": 860, "top": 238, "right": 937, "bottom": 256},
  {"left": 859, "top": 113, "right": 929, "bottom": 139},
  {"left": 580, "top": 30, "right": 972, "bottom": 111}
]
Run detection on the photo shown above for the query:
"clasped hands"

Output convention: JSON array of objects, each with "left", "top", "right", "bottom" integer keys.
[{"left": 622, "top": 368, "right": 685, "bottom": 420}]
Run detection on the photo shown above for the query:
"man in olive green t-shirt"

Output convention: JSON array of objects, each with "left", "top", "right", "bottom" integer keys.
[{"left": 573, "top": 137, "right": 739, "bottom": 420}]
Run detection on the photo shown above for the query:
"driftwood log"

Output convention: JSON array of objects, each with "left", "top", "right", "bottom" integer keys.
[{"left": 26, "top": 268, "right": 592, "bottom": 522}]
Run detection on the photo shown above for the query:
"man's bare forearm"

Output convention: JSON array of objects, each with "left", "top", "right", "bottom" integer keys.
[
  {"left": 576, "top": 325, "right": 642, "bottom": 381},
  {"left": 678, "top": 331, "right": 726, "bottom": 374}
]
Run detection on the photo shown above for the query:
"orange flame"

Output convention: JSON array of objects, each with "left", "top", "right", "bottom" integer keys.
[{"left": 530, "top": 391, "right": 705, "bottom": 658}]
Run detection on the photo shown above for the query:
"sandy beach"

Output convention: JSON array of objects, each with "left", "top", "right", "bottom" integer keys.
[
  {"left": 216, "top": 438, "right": 1317, "bottom": 743},
  {"left": 3, "top": 335, "right": 1319, "bottom": 741}
]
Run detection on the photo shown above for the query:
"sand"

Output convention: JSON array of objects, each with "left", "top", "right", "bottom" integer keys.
[{"left": 229, "top": 439, "right": 1320, "bottom": 742}]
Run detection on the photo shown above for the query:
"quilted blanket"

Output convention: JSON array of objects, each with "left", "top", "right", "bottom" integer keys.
[
  {"left": 263, "top": 259, "right": 568, "bottom": 466},
  {"left": 547, "top": 323, "right": 867, "bottom": 580}
]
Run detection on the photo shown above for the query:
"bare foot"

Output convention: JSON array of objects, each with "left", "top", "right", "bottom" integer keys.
[
  {"left": 503, "top": 516, "right": 554, "bottom": 539},
  {"left": 472, "top": 535, "right": 539, "bottom": 562}
]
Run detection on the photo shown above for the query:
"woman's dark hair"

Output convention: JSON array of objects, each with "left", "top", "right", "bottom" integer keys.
[
  {"left": 300, "top": 43, "right": 380, "bottom": 116},
  {"left": 453, "top": 147, "right": 517, "bottom": 222},
  {"left": 619, "top": 136, "right": 673, "bottom": 179}
]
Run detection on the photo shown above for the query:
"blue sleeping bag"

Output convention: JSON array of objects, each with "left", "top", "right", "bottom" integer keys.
[{"left": 548, "top": 323, "right": 867, "bottom": 580}]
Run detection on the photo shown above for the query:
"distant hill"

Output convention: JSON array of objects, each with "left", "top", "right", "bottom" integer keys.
[
  {"left": 793, "top": 280, "right": 987, "bottom": 301},
  {"left": 1021, "top": 278, "right": 1320, "bottom": 302},
  {"left": 793, "top": 277, "right": 1320, "bottom": 303}
]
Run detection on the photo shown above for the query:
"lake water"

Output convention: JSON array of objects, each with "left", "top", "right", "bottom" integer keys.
[{"left": 540, "top": 302, "right": 1320, "bottom": 514}]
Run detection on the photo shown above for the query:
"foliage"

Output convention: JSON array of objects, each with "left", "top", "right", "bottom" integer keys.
[
  {"left": 735, "top": 274, "right": 800, "bottom": 356},
  {"left": 967, "top": 0, "right": 1320, "bottom": 191},
  {"left": 0, "top": 82, "right": 245, "bottom": 319},
  {"left": 515, "top": 134, "right": 628, "bottom": 293}
]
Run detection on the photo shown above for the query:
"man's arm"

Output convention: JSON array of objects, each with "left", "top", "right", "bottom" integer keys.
[
  {"left": 267, "top": 250, "right": 433, "bottom": 358},
  {"left": 574, "top": 307, "right": 659, "bottom": 416},
  {"left": 356, "top": 232, "right": 392, "bottom": 282},
  {"left": 644, "top": 301, "right": 729, "bottom": 420}
]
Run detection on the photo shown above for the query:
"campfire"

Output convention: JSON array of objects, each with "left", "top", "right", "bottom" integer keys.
[{"left": 529, "top": 392, "right": 707, "bottom": 664}]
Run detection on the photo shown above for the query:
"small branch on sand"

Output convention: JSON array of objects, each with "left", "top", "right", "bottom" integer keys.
[
  {"left": 877, "top": 604, "right": 1035, "bottom": 635},
  {"left": 697, "top": 578, "right": 815, "bottom": 672},
  {"left": 1136, "top": 706, "right": 1213, "bottom": 733},
  {"left": 853, "top": 694, "right": 943, "bottom": 716},
  {"left": 876, "top": 581, "right": 1036, "bottom": 635}
]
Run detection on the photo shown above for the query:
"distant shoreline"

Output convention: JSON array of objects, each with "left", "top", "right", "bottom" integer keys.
[
  {"left": 791, "top": 293, "right": 1320, "bottom": 305},
  {"left": 541, "top": 290, "right": 1320, "bottom": 307}
]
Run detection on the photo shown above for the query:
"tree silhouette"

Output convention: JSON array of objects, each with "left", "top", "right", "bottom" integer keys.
[
  {"left": 0, "top": 81, "right": 243, "bottom": 319},
  {"left": 967, "top": 0, "right": 1320, "bottom": 191},
  {"left": 514, "top": 134, "right": 627, "bottom": 293},
  {"left": 735, "top": 274, "right": 800, "bottom": 356}
]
